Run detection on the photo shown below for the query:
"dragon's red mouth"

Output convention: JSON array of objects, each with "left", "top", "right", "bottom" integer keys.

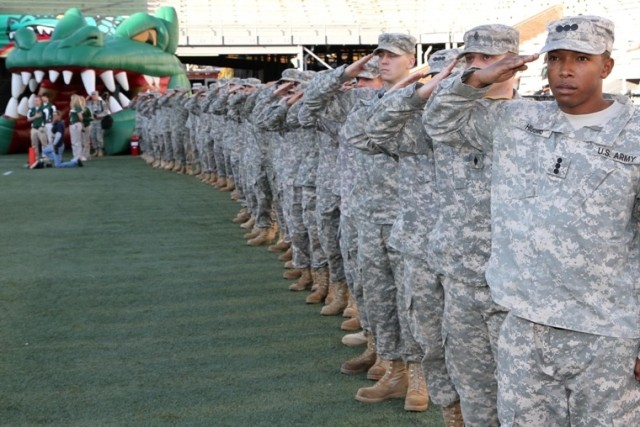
[{"left": 4, "top": 66, "right": 168, "bottom": 119}]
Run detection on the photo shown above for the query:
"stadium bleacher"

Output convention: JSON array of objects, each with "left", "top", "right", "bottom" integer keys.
[{"left": 152, "top": 0, "right": 638, "bottom": 95}]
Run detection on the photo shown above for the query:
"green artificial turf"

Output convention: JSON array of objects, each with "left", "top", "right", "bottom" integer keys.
[{"left": 0, "top": 154, "right": 444, "bottom": 426}]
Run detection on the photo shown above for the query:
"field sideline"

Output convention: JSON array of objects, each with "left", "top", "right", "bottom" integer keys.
[{"left": 0, "top": 154, "right": 444, "bottom": 426}]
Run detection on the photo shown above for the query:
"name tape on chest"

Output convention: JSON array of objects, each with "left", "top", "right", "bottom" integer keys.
[{"left": 596, "top": 147, "right": 640, "bottom": 164}]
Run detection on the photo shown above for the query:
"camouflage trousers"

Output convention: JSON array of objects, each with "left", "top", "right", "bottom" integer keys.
[
  {"left": 315, "top": 191, "right": 344, "bottom": 283},
  {"left": 265, "top": 154, "right": 285, "bottom": 236},
  {"left": 339, "top": 213, "right": 369, "bottom": 332},
  {"left": 252, "top": 163, "right": 273, "bottom": 229},
  {"left": 161, "top": 131, "right": 173, "bottom": 162},
  {"left": 403, "top": 255, "right": 459, "bottom": 407},
  {"left": 357, "top": 221, "right": 404, "bottom": 360},
  {"left": 171, "top": 130, "right": 186, "bottom": 164},
  {"left": 302, "top": 187, "right": 328, "bottom": 270},
  {"left": 288, "top": 186, "right": 310, "bottom": 269},
  {"left": 222, "top": 146, "right": 236, "bottom": 182},
  {"left": 442, "top": 278, "right": 507, "bottom": 427},
  {"left": 213, "top": 135, "right": 226, "bottom": 178},
  {"left": 185, "top": 128, "right": 197, "bottom": 168},
  {"left": 498, "top": 313, "right": 640, "bottom": 426}
]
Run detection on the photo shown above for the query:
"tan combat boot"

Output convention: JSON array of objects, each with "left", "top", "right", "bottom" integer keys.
[
  {"left": 355, "top": 359, "right": 408, "bottom": 403},
  {"left": 283, "top": 268, "right": 302, "bottom": 280},
  {"left": 289, "top": 268, "right": 313, "bottom": 291},
  {"left": 367, "top": 355, "right": 389, "bottom": 381},
  {"left": 340, "top": 332, "right": 376, "bottom": 375},
  {"left": 442, "top": 401, "right": 464, "bottom": 427},
  {"left": 405, "top": 362, "right": 429, "bottom": 412},
  {"left": 278, "top": 248, "right": 292, "bottom": 262},
  {"left": 306, "top": 267, "right": 329, "bottom": 304},
  {"left": 222, "top": 178, "right": 235, "bottom": 192},
  {"left": 191, "top": 163, "right": 201, "bottom": 176},
  {"left": 243, "top": 227, "right": 260, "bottom": 240},
  {"left": 172, "top": 162, "right": 183, "bottom": 173},
  {"left": 343, "top": 294, "right": 358, "bottom": 318},
  {"left": 240, "top": 217, "right": 255, "bottom": 230},
  {"left": 324, "top": 281, "right": 336, "bottom": 305},
  {"left": 152, "top": 158, "right": 161, "bottom": 168},
  {"left": 341, "top": 330, "right": 367, "bottom": 346},
  {"left": 233, "top": 209, "right": 251, "bottom": 224},
  {"left": 320, "top": 281, "right": 349, "bottom": 316},
  {"left": 208, "top": 173, "right": 218, "bottom": 184},
  {"left": 341, "top": 316, "right": 361, "bottom": 331},
  {"left": 215, "top": 176, "right": 227, "bottom": 189},
  {"left": 163, "top": 160, "right": 175, "bottom": 170},
  {"left": 247, "top": 225, "right": 277, "bottom": 246},
  {"left": 268, "top": 228, "right": 290, "bottom": 253},
  {"left": 230, "top": 190, "right": 239, "bottom": 201}
]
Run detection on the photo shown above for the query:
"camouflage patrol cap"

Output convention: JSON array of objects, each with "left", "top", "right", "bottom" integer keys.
[
  {"left": 540, "top": 15, "right": 614, "bottom": 55},
  {"left": 229, "top": 77, "right": 243, "bottom": 86},
  {"left": 458, "top": 24, "right": 519, "bottom": 58},
  {"left": 298, "top": 70, "right": 316, "bottom": 82},
  {"left": 243, "top": 78, "right": 262, "bottom": 87},
  {"left": 280, "top": 68, "right": 303, "bottom": 83},
  {"left": 357, "top": 56, "right": 380, "bottom": 79},
  {"left": 427, "top": 48, "right": 462, "bottom": 75},
  {"left": 373, "top": 33, "right": 417, "bottom": 56}
]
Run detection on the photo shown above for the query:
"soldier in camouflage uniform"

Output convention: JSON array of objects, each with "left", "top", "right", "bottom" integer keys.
[
  {"left": 357, "top": 49, "right": 464, "bottom": 424},
  {"left": 252, "top": 80, "right": 291, "bottom": 254},
  {"left": 422, "top": 24, "right": 520, "bottom": 427},
  {"left": 157, "top": 90, "right": 178, "bottom": 170},
  {"left": 210, "top": 80, "right": 237, "bottom": 190},
  {"left": 306, "top": 33, "right": 429, "bottom": 411},
  {"left": 169, "top": 90, "right": 189, "bottom": 173},
  {"left": 304, "top": 53, "right": 386, "bottom": 380},
  {"left": 430, "top": 15, "right": 640, "bottom": 426}
]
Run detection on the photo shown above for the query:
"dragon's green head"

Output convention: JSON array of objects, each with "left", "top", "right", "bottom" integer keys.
[{"left": 1, "top": 6, "right": 190, "bottom": 154}]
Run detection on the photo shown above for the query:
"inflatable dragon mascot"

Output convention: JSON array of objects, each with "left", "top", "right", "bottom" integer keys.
[{"left": 0, "top": 6, "right": 190, "bottom": 154}]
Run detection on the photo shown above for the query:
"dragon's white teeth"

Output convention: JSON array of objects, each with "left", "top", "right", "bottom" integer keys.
[
  {"left": 28, "top": 94, "right": 36, "bottom": 108},
  {"left": 28, "top": 79, "right": 38, "bottom": 93},
  {"left": 5, "top": 97, "right": 18, "bottom": 118},
  {"left": 100, "top": 70, "right": 116, "bottom": 92},
  {"left": 63, "top": 70, "right": 73, "bottom": 85},
  {"left": 11, "top": 73, "right": 25, "bottom": 98},
  {"left": 118, "top": 92, "right": 131, "bottom": 108},
  {"left": 142, "top": 75, "right": 153, "bottom": 86},
  {"left": 17, "top": 97, "right": 29, "bottom": 116},
  {"left": 115, "top": 71, "right": 129, "bottom": 91},
  {"left": 34, "top": 70, "right": 45, "bottom": 83},
  {"left": 109, "top": 96, "right": 123, "bottom": 113},
  {"left": 21, "top": 71, "right": 32, "bottom": 86},
  {"left": 152, "top": 76, "right": 160, "bottom": 87},
  {"left": 81, "top": 69, "right": 96, "bottom": 95},
  {"left": 49, "top": 70, "right": 60, "bottom": 83}
]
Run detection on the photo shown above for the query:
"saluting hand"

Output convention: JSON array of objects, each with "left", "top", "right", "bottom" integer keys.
[
  {"left": 286, "top": 90, "right": 304, "bottom": 106},
  {"left": 389, "top": 64, "right": 433, "bottom": 92},
  {"left": 467, "top": 53, "right": 539, "bottom": 88},
  {"left": 345, "top": 53, "right": 375, "bottom": 79},
  {"left": 274, "top": 81, "right": 295, "bottom": 97},
  {"left": 416, "top": 59, "right": 460, "bottom": 100}
]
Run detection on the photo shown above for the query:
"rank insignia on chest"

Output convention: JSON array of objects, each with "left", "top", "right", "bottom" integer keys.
[{"left": 546, "top": 156, "right": 570, "bottom": 179}]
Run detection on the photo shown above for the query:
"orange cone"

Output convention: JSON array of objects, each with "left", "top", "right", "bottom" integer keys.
[{"left": 28, "top": 147, "right": 36, "bottom": 165}]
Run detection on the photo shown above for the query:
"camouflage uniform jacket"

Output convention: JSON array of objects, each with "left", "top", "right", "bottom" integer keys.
[
  {"left": 304, "top": 66, "right": 379, "bottom": 217},
  {"left": 423, "top": 74, "right": 510, "bottom": 283},
  {"left": 365, "top": 83, "right": 437, "bottom": 258},
  {"left": 427, "top": 74, "right": 640, "bottom": 339},
  {"left": 288, "top": 100, "right": 317, "bottom": 188}
]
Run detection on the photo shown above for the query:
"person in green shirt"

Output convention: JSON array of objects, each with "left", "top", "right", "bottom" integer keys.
[
  {"left": 27, "top": 95, "right": 47, "bottom": 162},
  {"left": 69, "top": 94, "right": 85, "bottom": 160}
]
